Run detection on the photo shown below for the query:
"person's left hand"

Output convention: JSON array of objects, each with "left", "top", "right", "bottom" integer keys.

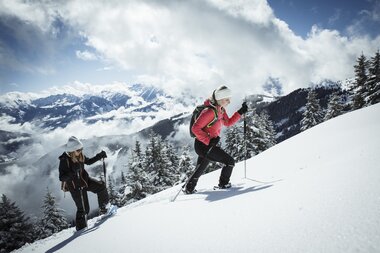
[
  {"left": 97, "top": 150, "right": 107, "bottom": 159},
  {"left": 238, "top": 102, "right": 248, "bottom": 115}
]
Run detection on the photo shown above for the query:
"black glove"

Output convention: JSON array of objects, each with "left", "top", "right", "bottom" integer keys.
[
  {"left": 209, "top": 136, "right": 220, "bottom": 147},
  {"left": 97, "top": 150, "right": 107, "bottom": 159},
  {"left": 237, "top": 102, "right": 248, "bottom": 115}
]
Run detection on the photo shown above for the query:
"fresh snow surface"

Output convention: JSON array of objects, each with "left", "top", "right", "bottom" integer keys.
[{"left": 14, "top": 104, "right": 380, "bottom": 253}]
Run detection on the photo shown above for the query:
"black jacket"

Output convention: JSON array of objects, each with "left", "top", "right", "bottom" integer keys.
[{"left": 58, "top": 152, "right": 103, "bottom": 191}]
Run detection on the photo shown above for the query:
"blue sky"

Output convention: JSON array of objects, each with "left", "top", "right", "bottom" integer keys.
[
  {"left": 268, "top": 0, "right": 378, "bottom": 38},
  {"left": 0, "top": 0, "right": 379, "bottom": 96}
]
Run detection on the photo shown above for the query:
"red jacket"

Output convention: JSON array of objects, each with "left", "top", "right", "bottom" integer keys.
[{"left": 192, "top": 99, "right": 241, "bottom": 145}]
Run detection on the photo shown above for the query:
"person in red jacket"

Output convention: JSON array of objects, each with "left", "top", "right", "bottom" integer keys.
[{"left": 185, "top": 85, "right": 248, "bottom": 193}]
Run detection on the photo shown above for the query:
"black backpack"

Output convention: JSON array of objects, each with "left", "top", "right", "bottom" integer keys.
[{"left": 189, "top": 105, "right": 218, "bottom": 137}]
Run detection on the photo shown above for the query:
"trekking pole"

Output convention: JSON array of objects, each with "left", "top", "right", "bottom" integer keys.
[
  {"left": 77, "top": 170, "right": 88, "bottom": 228},
  {"left": 244, "top": 112, "right": 247, "bottom": 179},
  {"left": 243, "top": 98, "right": 248, "bottom": 179},
  {"left": 171, "top": 146, "right": 214, "bottom": 202},
  {"left": 102, "top": 158, "right": 107, "bottom": 187}
]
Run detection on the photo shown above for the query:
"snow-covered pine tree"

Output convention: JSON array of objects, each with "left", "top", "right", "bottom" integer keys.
[
  {"left": 120, "top": 171, "right": 126, "bottom": 186},
  {"left": 366, "top": 50, "right": 380, "bottom": 105},
  {"left": 248, "top": 111, "right": 276, "bottom": 155},
  {"left": 107, "top": 176, "right": 120, "bottom": 207},
  {"left": 301, "top": 89, "right": 323, "bottom": 131},
  {"left": 177, "top": 145, "right": 195, "bottom": 183},
  {"left": 144, "top": 131, "right": 159, "bottom": 177},
  {"left": 324, "top": 92, "right": 344, "bottom": 120},
  {"left": 144, "top": 132, "right": 178, "bottom": 193},
  {"left": 150, "top": 139, "right": 178, "bottom": 192},
  {"left": 259, "top": 110, "right": 277, "bottom": 150},
  {"left": 117, "top": 171, "right": 127, "bottom": 206},
  {"left": 0, "top": 194, "right": 35, "bottom": 253},
  {"left": 38, "top": 189, "right": 68, "bottom": 239},
  {"left": 353, "top": 53, "right": 368, "bottom": 109},
  {"left": 249, "top": 110, "right": 269, "bottom": 155},
  {"left": 244, "top": 109, "right": 259, "bottom": 158},
  {"left": 165, "top": 142, "right": 181, "bottom": 183},
  {"left": 224, "top": 124, "right": 245, "bottom": 162},
  {"left": 123, "top": 140, "right": 152, "bottom": 204}
]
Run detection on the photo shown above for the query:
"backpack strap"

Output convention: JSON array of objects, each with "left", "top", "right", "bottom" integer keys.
[
  {"left": 205, "top": 106, "right": 218, "bottom": 128},
  {"left": 194, "top": 105, "right": 218, "bottom": 127}
]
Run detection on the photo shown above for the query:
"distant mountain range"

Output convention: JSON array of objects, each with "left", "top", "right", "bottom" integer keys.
[{"left": 0, "top": 84, "right": 175, "bottom": 129}]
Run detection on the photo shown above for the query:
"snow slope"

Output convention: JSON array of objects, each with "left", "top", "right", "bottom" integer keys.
[{"left": 14, "top": 104, "right": 380, "bottom": 253}]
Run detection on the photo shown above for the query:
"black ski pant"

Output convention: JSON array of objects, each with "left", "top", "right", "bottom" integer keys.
[
  {"left": 186, "top": 139, "right": 235, "bottom": 191},
  {"left": 70, "top": 178, "right": 109, "bottom": 229}
]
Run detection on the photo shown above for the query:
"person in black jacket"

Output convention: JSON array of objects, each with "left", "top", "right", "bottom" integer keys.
[{"left": 59, "top": 136, "right": 109, "bottom": 231}]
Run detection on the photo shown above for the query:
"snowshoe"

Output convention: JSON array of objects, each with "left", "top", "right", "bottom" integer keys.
[
  {"left": 182, "top": 188, "right": 197, "bottom": 194},
  {"left": 99, "top": 203, "right": 117, "bottom": 216},
  {"left": 219, "top": 182, "right": 232, "bottom": 189},
  {"left": 214, "top": 182, "right": 232, "bottom": 190}
]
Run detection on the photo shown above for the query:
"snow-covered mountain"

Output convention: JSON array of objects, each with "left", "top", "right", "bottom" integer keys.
[
  {"left": 256, "top": 85, "right": 350, "bottom": 142},
  {"left": 14, "top": 103, "right": 380, "bottom": 253},
  {"left": 0, "top": 83, "right": 188, "bottom": 130}
]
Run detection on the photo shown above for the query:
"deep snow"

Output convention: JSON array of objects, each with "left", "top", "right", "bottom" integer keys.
[{"left": 14, "top": 104, "right": 380, "bottom": 253}]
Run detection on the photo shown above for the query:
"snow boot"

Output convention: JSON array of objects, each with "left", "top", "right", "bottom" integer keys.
[
  {"left": 99, "top": 203, "right": 111, "bottom": 215},
  {"left": 75, "top": 213, "right": 87, "bottom": 231},
  {"left": 183, "top": 188, "right": 197, "bottom": 194},
  {"left": 184, "top": 178, "right": 198, "bottom": 194},
  {"left": 217, "top": 182, "right": 232, "bottom": 189}
]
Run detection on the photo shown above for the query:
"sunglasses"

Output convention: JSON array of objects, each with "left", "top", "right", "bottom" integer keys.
[{"left": 75, "top": 148, "right": 83, "bottom": 153}]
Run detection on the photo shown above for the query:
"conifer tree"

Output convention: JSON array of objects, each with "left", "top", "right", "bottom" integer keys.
[
  {"left": 107, "top": 176, "right": 120, "bottom": 207},
  {"left": 0, "top": 194, "right": 35, "bottom": 252},
  {"left": 247, "top": 111, "right": 277, "bottom": 155},
  {"left": 38, "top": 189, "right": 68, "bottom": 239},
  {"left": 259, "top": 110, "right": 277, "bottom": 150},
  {"left": 249, "top": 111, "right": 268, "bottom": 155},
  {"left": 353, "top": 53, "right": 368, "bottom": 109},
  {"left": 120, "top": 171, "right": 127, "bottom": 186},
  {"left": 244, "top": 109, "right": 260, "bottom": 158},
  {"left": 165, "top": 142, "right": 181, "bottom": 183},
  {"left": 117, "top": 171, "right": 127, "bottom": 205},
  {"left": 369, "top": 50, "right": 380, "bottom": 82},
  {"left": 177, "top": 145, "right": 195, "bottom": 183},
  {"left": 324, "top": 92, "right": 344, "bottom": 120},
  {"left": 144, "top": 131, "right": 159, "bottom": 177},
  {"left": 366, "top": 50, "right": 380, "bottom": 105},
  {"left": 301, "top": 89, "right": 323, "bottom": 131},
  {"left": 123, "top": 140, "right": 152, "bottom": 204},
  {"left": 224, "top": 124, "right": 245, "bottom": 162},
  {"left": 149, "top": 138, "right": 178, "bottom": 192}
]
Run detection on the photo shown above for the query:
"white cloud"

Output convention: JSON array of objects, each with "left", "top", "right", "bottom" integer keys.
[
  {"left": 206, "top": 0, "right": 274, "bottom": 25},
  {"left": 76, "top": 50, "right": 98, "bottom": 61},
  {"left": 1, "top": 0, "right": 380, "bottom": 98},
  {"left": 346, "top": 0, "right": 380, "bottom": 36},
  {"left": 365, "top": 0, "right": 380, "bottom": 22},
  {"left": 0, "top": 0, "right": 59, "bottom": 33},
  {"left": 328, "top": 9, "right": 341, "bottom": 26},
  {"left": 0, "top": 114, "right": 36, "bottom": 133}
]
